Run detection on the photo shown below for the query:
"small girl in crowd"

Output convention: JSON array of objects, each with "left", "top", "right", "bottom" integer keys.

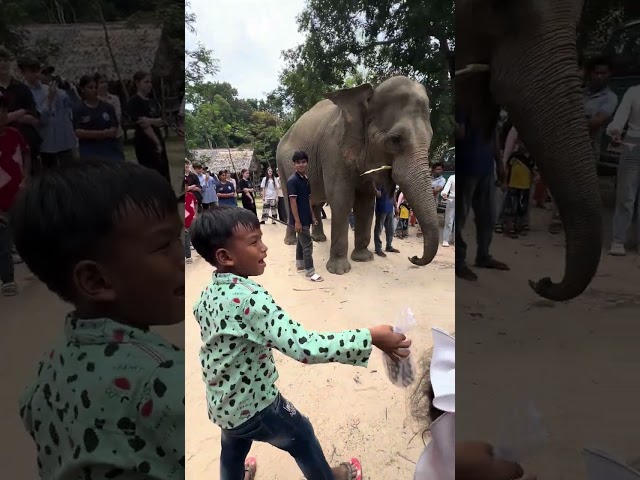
[
  {"left": 412, "top": 329, "right": 534, "bottom": 480},
  {"left": 190, "top": 206, "right": 411, "bottom": 480},
  {"left": 396, "top": 192, "right": 411, "bottom": 238},
  {"left": 502, "top": 146, "right": 535, "bottom": 238}
]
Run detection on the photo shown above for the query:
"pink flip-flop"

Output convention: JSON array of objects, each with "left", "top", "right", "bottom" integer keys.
[
  {"left": 244, "top": 457, "right": 257, "bottom": 479},
  {"left": 348, "top": 457, "right": 362, "bottom": 480}
]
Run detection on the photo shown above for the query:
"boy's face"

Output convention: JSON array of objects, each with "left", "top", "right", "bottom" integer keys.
[
  {"left": 217, "top": 226, "right": 268, "bottom": 277},
  {"left": 433, "top": 166, "right": 443, "bottom": 177},
  {"left": 294, "top": 159, "right": 308, "bottom": 174},
  {"left": 195, "top": 166, "right": 203, "bottom": 175},
  {"left": 81, "top": 209, "right": 185, "bottom": 326},
  {"left": 184, "top": 163, "right": 191, "bottom": 175}
]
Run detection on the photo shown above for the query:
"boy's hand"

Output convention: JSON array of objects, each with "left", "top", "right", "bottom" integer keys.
[
  {"left": 369, "top": 325, "right": 411, "bottom": 359},
  {"left": 456, "top": 441, "right": 534, "bottom": 480},
  {"left": 294, "top": 221, "right": 302, "bottom": 233}
]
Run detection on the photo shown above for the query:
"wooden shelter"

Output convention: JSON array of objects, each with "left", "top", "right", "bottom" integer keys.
[
  {"left": 191, "top": 148, "right": 260, "bottom": 181},
  {"left": 16, "top": 22, "right": 182, "bottom": 121}
]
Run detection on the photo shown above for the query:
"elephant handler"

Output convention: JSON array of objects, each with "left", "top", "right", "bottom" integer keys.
[
  {"left": 287, "top": 150, "right": 324, "bottom": 282},
  {"left": 454, "top": 110, "right": 510, "bottom": 281}
]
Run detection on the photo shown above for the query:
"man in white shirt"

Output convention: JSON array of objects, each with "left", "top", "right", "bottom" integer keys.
[
  {"left": 606, "top": 81, "right": 640, "bottom": 256},
  {"left": 441, "top": 174, "right": 455, "bottom": 247}
]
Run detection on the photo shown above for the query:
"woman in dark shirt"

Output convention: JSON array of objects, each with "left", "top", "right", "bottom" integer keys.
[
  {"left": 72, "top": 75, "right": 122, "bottom": 161},
  {"left": 127, "top": 71, "right": 170, "bottom": 182},
  {"left": 238, "top": 168, "right": 257, "bottom": 215}
]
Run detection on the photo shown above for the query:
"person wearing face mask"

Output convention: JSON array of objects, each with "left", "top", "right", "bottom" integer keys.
[{"left": 127, "top": 71, "right": 170, "bottom": 183}]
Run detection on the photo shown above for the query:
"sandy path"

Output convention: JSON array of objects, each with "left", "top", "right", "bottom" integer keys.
[
  {"left": 185, "top": 213, "right": 455, "bottom": 479},
  {"left": 457, "top": 202, "right": 640, "bottom": 480}
]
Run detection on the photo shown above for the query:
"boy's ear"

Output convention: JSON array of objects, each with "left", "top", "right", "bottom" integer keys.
[
  {"left": 72, "top": 260, "right": 117, "bottom": 302},
  {"left": 215, "top": 248, "right": 234, "bottom": 267}
]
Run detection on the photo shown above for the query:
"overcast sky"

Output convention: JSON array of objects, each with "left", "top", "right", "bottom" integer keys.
[{"left": 186, "top": 0, "right": 306, "bottom": 100}]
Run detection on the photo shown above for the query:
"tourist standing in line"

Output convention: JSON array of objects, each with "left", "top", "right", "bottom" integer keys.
[{"left": 260, "top": 167, "right": 278, "bottom": 224}]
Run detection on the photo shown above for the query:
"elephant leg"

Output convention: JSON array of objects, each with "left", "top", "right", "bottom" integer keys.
[
  {"left": 311, "top": 204, "right": 327, "bottom": 242},
  {"left": 284, "top": 226, "right": 297, "bottom": 245},
  {"left": 351, "top": 189, "right": 375, "bottom": 262},
  {"left": 326, "top": 187, "right": 354, "bottom": 275}
]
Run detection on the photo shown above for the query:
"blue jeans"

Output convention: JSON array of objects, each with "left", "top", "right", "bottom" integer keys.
[
  {"left": 0, "top": 217, "right": 14, "bottom": 284},
  {"left": 374, "top": 211, "right": 394, "bottom": 251},
  {"left": 456, "top": 173, "right": 496, "bottom": 267},
  {"left": 220, "top": 393, "right": 333, "bottom": 480}
]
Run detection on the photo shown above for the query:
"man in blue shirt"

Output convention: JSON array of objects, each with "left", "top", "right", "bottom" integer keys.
[
  {"left": 374, "top": 185, "right": 400, "bottom": 256},
  {"left": 287, "top": 150, "right": 323, "bottom": 282},
  {"left": 455, "top": 110, "right": 509, "bottom": 281}
]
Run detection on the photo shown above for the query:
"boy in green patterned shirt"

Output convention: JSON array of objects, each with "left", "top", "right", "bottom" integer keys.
[
  {"left": 12, "top": 160, "right": 185, "bottom": 479},
  {"left": 191, "top": 206, "right": 412, "bottom": 480}
]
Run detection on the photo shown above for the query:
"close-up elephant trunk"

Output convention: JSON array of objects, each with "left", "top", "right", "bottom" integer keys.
[{"left": 489, "top": 6, "right": 602, "bottom": 301}]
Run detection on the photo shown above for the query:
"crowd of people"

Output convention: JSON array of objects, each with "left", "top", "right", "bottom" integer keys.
[{"left": 0, "top": 45, "right": 178, "bottom": 296}]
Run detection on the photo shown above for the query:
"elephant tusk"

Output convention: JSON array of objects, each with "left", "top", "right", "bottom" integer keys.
[
  {"left": 360, "top": 165, "right": 392, "bottom": 176},
  {"left": 455, "top": 63, "right": 490, "bottom": 76}
]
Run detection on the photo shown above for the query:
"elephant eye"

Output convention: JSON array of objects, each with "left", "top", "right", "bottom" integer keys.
[{"left": 388, "top": 134, "right": 402, "bottom": 145}]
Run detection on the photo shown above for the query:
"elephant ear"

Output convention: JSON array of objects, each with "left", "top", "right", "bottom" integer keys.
[{"left": 325, "top": 84, "right": 374, "bottom": 168}]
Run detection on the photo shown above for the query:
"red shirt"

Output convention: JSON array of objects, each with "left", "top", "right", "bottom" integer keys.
[
  {"left": 0, "top": 127, "right": 29, "bottom": 211},
  {"left": 184, "top": 191, "right": 197, "bottom": 228}
]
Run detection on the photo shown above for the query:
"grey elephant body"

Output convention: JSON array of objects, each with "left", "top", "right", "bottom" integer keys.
[
  {"left": 276, "top": 76, "right": 438, "bottom": 275},
  {"left": 456, "top": 0, "right": 602, "bottom": 301}
]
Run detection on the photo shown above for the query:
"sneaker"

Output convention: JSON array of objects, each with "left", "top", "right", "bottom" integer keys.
[
  {"left": 609, "top": 243, "right": 626, "bottom": 256},
  {"left": 186, "top": 258, "right": 193, "bottom": 264},
  {"left": 375, "top": 250, "right": 387, "bottom": 257},
  {"left": 442, "top": 241, "right": 449, "bottom": 247},
  {"left": 1, "top": 282, "right": 18, "bottom": 296},
  {"left": 385, "top": 247, "right": 400, "bottom": 253},
  {"left": 455, "top": 265, "right": 478, "bottom": 281}
]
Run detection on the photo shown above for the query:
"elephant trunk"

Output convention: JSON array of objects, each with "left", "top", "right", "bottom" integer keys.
[
  {"left": 493, "top": 29, "right": 602, "bottom": 301},
  {"left": 393, "top": 154, "right": 439, "bottom": 266}
]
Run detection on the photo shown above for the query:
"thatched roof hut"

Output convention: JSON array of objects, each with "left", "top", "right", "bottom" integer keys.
[
  {"left": 191, "top": 148, "right": 260, "bottom": 176},
  {"left": 17, "top": 22, "right": 174, "bottom": 82}
]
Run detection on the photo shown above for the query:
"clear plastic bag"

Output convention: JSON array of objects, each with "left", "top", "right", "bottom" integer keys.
[
  {"left": 493, "top": 399, "right": 549, "bottom": 463},
  {"left": 382, "top": 307, "right": 417, "bottom": 388}
]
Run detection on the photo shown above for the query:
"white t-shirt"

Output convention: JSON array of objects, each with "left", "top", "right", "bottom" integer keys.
[
  {"left": 607, "top": 84, "right": 640, "bottom": 138},
  {"left": 442, "top": 174, "right": 455, "bottom": 200},
  {"left": 275, "top": 177, "right": 283, "bottom": 197},
  {"left": 260, "top": 176, "right": 278, "bottom": 201}
]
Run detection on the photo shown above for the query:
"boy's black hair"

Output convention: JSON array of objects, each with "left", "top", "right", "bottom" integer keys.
[
  {"left": 9, "top": 160, "right": 178, "bottom": 302},
  {"left": 431, "top": 162, "right": 443, "bottom": 169},
  {"left": 190, "top": 206, "right": 260, "bottom": 265},
  {"left": 292, "top": 151, "right": 308, "bottom": 162},
  {"left": 586, "top": 55, "right": 612, "bottom": 73}
]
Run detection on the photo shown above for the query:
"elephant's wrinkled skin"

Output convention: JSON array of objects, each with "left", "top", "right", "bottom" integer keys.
[
  {"left": 456, "top": 0, "right": 602, "bottom": 301},
  {"left": 276, "top": 76, "right": 438, "bottom": 275}
]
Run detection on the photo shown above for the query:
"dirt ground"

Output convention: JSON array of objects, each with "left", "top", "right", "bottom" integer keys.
[
  {"left": 457, "top": 185, "right": 640, "bottom": 480},
  {"left": 185, "top": 211, "right": 455, "bottom": 479}
]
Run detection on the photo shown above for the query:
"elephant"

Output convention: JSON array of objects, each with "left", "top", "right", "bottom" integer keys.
[
  {"left": 275, "top": 76, "right": 438, "bottom": 275},
  {"left": 456, "top": 0, "right": 602, "bottom": 301}
]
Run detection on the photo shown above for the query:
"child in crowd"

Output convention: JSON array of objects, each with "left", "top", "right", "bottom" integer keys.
[
  {"left": 396, "top": 192, "right": 411, "bottom": 239},
  {"left": 185, "top": 189, "right": 197, "bottom": 264},
  {"left": 190, "top": 206, "right": 412, "bottom": 480},
  {"left": 13, "top": 160, "right": 185, "bottom": 478},
  {"left": 410, "top": 330, "right": 533, "bottom": 480},
  {"left": 501, "top": 147, "right": 535, "bottom": 238},
  {"left": 0, "top": 95, "right": 30, "bottom": 296}
]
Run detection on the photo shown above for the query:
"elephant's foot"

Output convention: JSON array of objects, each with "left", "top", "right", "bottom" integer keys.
[
  {"left": 326, "top": 256, "right": 351, "bottom": 275},
  {"left": 284, "top": 227, "right": 297, "bottom": 245},
  {"left": 312, "top": 231, "right": 327, "bottom": 242},
  {"left": 351, "top": 248, "right": 374, "bottom": 262}
]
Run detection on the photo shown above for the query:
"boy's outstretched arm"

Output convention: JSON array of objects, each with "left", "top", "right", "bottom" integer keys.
[{"left": 241, "top": 293, "right": 373, "bottom": 366}]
